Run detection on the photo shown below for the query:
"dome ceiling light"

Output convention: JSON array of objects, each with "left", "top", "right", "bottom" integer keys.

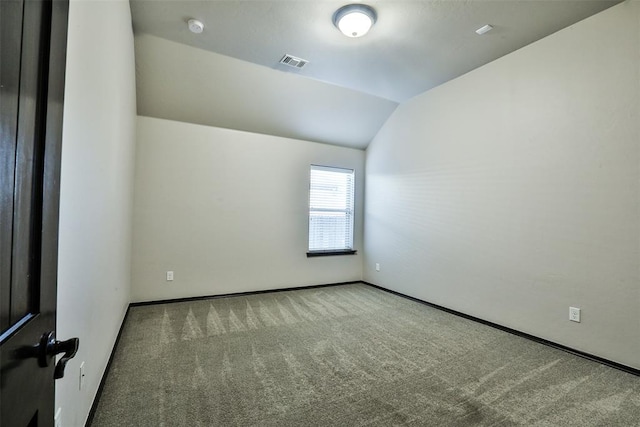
[{"left": 333, "top": 4, "right": 377, "bottom": 38}]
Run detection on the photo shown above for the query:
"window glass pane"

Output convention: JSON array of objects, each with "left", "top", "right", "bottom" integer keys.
[{"left": 309, "top": 165, "right": 354, "bottom": 251}]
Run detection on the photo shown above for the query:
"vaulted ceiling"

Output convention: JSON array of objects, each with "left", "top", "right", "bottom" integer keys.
[{"left": 131, "top": 0, "right": 622, "bottom": 149}]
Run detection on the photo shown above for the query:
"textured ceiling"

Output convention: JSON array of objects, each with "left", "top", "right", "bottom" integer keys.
[{"left": 131, "top": 0, "right": 622, "bottom": 148}]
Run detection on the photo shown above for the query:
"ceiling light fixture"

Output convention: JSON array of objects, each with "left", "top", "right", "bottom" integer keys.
[
  {"left": 333, "top": 4, "right": 377, "bottom": 38},
  {"left": 188, "top": 19, "right": 204, "bottom": 34}
]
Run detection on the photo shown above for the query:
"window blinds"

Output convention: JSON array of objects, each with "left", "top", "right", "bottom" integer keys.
[{"left": 308, "top": 165, "right": 355, "bottom": 252}]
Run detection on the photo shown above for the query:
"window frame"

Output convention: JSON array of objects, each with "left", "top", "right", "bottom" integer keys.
[{"left": 306, "top": 164, "right": 357, "bottom": 257}]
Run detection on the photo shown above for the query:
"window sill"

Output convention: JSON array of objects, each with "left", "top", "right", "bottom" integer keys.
[{"left": 307, "top": 249, "right": 357, "bottom": 257}]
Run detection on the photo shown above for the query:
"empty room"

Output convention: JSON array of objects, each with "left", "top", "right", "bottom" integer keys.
[{"left": 1, "top": 0, "right": 639, "bottom": 426}]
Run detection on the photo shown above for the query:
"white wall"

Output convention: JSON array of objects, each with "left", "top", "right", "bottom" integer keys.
[
  {"left": 56, "top": 0, "right": 137, "bottom": 425},
  {"left": 132, "top": 117, "right": 365, "bottom": 302},
  {"left": 364, "top": 1, "right": 639, "bottom": 369}
]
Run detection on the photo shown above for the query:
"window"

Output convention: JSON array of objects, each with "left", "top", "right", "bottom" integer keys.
[{"left": 308, "top": 165, "right": 356, "bottom": 256}]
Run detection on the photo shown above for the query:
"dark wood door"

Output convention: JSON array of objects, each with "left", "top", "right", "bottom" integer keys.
[{"left": 0, "top": 1, "right": 71, "bottom": 426}]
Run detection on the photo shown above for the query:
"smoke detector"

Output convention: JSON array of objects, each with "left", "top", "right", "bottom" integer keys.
[
  {"left": 279, "top": 54, "right": 309, "bottom": 69},
  {"left": 188, "top": 19, "right": 204, "bottom": 34},
  {"left": 475, "top": 24, "right": 493, "bottom": 35}
]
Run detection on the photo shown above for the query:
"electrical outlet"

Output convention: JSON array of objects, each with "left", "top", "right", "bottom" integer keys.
[
  {"left": 569, "top": 307, "right": 581, "bottom": 323},
  {"left": 375, "top": 263, "right": 380, "bottom": 272},
  {"left": 54, "top": 408, "right": 62, "bottom": 427},
  {"left": 79, "top": 361, "right": 86, "bottom": 391},
  {"left": 166, "top": 271, "right": 174, "bottom": 281}
]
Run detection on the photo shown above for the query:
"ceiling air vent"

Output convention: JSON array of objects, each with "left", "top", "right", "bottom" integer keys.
[{"left": 280, "top": 54, "right": 308, "bottom": 69}]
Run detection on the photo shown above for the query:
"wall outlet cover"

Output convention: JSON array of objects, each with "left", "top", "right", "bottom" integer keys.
[{"left": 569, "top": 307, "right": 581, "bottom": 323}]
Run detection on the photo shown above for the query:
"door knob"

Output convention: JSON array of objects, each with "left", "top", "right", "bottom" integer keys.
[{"left": 29, "top": 331, "right": 79, "bottom": 379}]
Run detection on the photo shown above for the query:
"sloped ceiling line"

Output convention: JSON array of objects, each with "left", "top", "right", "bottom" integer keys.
[{"left": 131, "top": 0, "right": 621, "bottom": 149}]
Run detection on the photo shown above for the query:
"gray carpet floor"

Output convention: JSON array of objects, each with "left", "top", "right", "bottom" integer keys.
[{"left": 90, "top": 283, "right": 640, "bottom": 426}]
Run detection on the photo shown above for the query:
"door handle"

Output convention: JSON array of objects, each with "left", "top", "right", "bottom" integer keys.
[
  {"left": 27, "top": 331, "right": 80, "bottom": 379},
  {"left": 49, "top": 333, "right": 79, "bottom": 379}
]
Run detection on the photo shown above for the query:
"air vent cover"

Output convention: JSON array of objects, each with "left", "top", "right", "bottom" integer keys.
[{"left": 280, "top": 54, "right": 308, "bottom": 69}]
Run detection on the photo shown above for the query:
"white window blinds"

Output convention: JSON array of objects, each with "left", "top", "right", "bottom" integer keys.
[{"left": 308, "top": 165, "right": 355, "bottom": 252}]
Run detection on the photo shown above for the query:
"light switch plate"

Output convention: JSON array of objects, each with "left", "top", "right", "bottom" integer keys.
[{"left": 54, "top": 408, "right": 62, "bottom": 427}]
